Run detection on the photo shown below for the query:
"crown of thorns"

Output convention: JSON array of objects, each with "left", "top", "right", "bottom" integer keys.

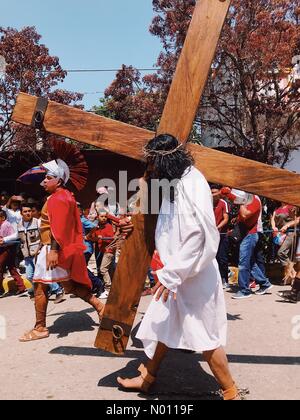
[{"left": 143, "top": 143, "right": 183, "bottom": 158}]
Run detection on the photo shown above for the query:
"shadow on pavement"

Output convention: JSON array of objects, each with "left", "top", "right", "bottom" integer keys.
[
  {"left": 49, "top": 345, "right": 300, "bottom": 366},
  {"left": 227, "top": 313, "right": 242, "bottom": 321},
  {"left": 48, "top": 308, "right": 98, "bottom": 338},
  {"left": 97, "top": 352, "right": 221, "bottom": 400}
]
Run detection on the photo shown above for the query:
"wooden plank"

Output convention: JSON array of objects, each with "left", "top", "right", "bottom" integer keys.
[
  {"left": 12, "top": 92, "right": 300, "bottom": 206},
  {"left": 94, "top": 0, "right": 232, "bottom": 354},
  {"left": 94, "top": 212, "right": 157, "bottom": 353},
  {"left": 158, "top": 0, "right": 231, "bottom": 141},
  {"left": 12, "top": 92, "right": 153, "bottom": 161},
  {"left": 188, "top": 144, "right": 300, "bottom": 206}
]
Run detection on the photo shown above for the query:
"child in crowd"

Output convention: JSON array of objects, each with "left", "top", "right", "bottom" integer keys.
[
  {"left": 2, "top": 203, "right": 65, "bottom": 302},
  {"left": 0, "top": 209, "right": 26, "bottom": 296},
  {"left": 87, "top": 211, "right": 116, "bottom": 290}
]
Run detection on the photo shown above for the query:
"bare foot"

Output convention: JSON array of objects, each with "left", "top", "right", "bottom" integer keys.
[{"left": 117, "top": 375, "right": 150, "bottom": 392}]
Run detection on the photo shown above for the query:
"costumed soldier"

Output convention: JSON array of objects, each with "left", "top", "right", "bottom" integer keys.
[{"left": 19, "top": 158, "right": 104, "bottom": 342}]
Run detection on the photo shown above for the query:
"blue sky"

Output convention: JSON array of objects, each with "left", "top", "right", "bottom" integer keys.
[
  {"left": 1, "top": 0, "right": 161, "bottom": 109},
  {"left": 1, "top": 0, "right": 299, "bottom": 172}
]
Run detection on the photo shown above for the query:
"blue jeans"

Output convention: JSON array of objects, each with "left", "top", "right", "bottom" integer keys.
[
  {"left": 238, "top": 233, "right": 271, "bottom": 295},
  {"left": 147, "top": 268, "right": 156, "bottom": 288},
  {"left": 25, "top": 256, "right": 35, "bottom": 294},
  {"left": 49, "top": 282, "right": 63, "bottom": 295},
  {"left": 217, "top": 235, "right": 229, "bottom": 283},
  {"left": 254, "top": 233, "right": 266, "bottom": 276},
  {"left": 85, "top": 252, "right": 105, "bottom": 293}
]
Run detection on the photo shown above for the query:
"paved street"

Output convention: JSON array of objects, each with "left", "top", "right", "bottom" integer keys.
[{"left": 0, "top": 285, "right": 299, "bottom": 400}]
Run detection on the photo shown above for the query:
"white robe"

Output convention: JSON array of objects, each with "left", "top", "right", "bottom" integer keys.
[{"left": 136, "top": 166, "right": 227, "bottom": 359}]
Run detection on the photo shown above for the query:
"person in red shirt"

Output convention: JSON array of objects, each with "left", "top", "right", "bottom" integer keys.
[
  {"left": 222, "top": 189, "right": 272, "bottom": 299},
  {"left": 88, "top": 211, "right": 115, "bottom": 290},
  {"left": 211, "top": 185, "right": 230, "bottom": 288},
  {"left": 237, "top": 194, "right": 263, "bottom": 235}
]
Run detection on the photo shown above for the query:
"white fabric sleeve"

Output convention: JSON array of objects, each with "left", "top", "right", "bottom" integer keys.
[
  {"left": 156, "top": 170, "right": 220, "bottom": 294},
  {"left": 156, "top": 226, "right": 203, "bottom": 294},
  {"left": 156, "top": 213, "right": 219, "bottom": 294},
  {"left": 3, "top": 231, "right": 18, "bottom": 243}
]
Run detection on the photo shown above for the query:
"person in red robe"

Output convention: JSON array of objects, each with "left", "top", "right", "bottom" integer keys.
[{"left": 19, "top": 159, "right": 104, "bottom": 342}]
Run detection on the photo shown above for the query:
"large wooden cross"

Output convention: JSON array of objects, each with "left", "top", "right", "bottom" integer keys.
[{"left": 12, "top": 0, "right": 300, "bottom": 354}]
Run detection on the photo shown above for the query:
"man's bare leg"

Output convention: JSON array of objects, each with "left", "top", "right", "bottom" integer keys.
[
  {"left": 203, "top": 347, "right": 239, "bottom": 400},
  {"left": 117, "top": 343, "right": 239, "bottom": 398},
  {"left": 117, "top": 342, "right": 168, "bottom": 391}
]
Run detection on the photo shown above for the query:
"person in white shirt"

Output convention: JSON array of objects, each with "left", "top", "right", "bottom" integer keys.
[
  {"left": 2, "top": 195, "right": 23, "bottom": 231},
  {"left": 0, "top": 209, "right": 26, "bottom": 296},
  {"left": 117, "top": 134, "right": 239, "bottom": 401},
  {"left": 3, "top": 202, "right": 64, "bottom": 302}
]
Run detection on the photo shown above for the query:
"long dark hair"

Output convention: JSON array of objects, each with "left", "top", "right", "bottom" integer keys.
[
  {"left": 144, "top": 134, "right": 194, "bottom": 203},
  {"left": 144, "top": 134, "right": 194, "bottom": 182}
]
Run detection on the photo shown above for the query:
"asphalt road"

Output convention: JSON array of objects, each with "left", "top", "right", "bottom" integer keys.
[{"left": 0, "top": 284, "right": 299, "bottom": 400}]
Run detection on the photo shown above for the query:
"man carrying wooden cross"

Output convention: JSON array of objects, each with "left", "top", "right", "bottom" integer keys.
[{"left": 116, "top": 133, "right": 239, "bottom": 401}]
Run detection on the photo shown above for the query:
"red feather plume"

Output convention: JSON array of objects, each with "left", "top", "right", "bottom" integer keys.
[{"left": 49, "top": 138, "right": 88, "bottom": 191}]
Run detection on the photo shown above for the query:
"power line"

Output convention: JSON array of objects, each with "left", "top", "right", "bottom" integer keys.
[
  {"left": 82, "top": 91, "right": 105, "bottom": 95},
  {"left": 64, "top": 68, "right": 160, "bottom": 73}
]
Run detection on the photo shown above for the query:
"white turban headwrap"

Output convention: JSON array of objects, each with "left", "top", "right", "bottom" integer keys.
[
  {"left": 42, "top": 159, "right": 70, "bottom": 184},
  {"left": 231, "top": 189, "right": 254, "bottom": 205}
]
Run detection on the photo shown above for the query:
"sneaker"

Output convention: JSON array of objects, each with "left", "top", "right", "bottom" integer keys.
[
  {"left": 255, "top": 284, "right": 273, "bottom": 296},
  {"left": 54, "top": 292, "right": 65, "bottom": 304},
  {"left": 277, "top": 291, "right": 298, "bottom": 303},
  {"left": 0, "top": 291, "right": 12, "bottom": 299},
  {"left": 277, "top": 290, "right": 290, "bottom": 298},
  {"left": 99, "top": 290, "right": 109, "bottom": 299},
  {"left": 92, "top": 287, "right": 105, "bottom": 298},
  {"left": 232, "top": 291, "right": 252, "bottom": 300},
  {"left": 222, "top": 282, "right": 230, "bottom": 290},
  {"left": 15, "top": 289, "right": 28, "bottom": 297},
  {"left": 249, "top": 280, "right": 257, "bottom": 289}
]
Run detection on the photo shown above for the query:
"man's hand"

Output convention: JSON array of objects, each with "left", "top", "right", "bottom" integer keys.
[
  {"left": 220, "top": 187, "right": 236, "bottom": 203},
  {"left": 220, "top": 187, "right": 231, "bottom": 196},
  {"left": 151, "top": 275, "right": 176, "bottom": 302},
  {"left": 47, "top": 250, "right": 59, "bottom": 270},
  {"left": 281, "top": 225, "right": 289, "bottom": 233}
]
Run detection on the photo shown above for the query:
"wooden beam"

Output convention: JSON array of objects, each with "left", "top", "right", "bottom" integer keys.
[
  {"left": 12, "top": 92, "right": 153, "bottom": 161},
  {"left": 94, "top": 0, "right": 230, "bottom": 354},
  {"left": 12, "top": 92, "right": 300, "bottom": 206},
  {"left": 189, "top": 144, "right": 300, "bottom": 207},
  {"left": 158, "top": 0, "right": 231, "bottom": 141}
]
